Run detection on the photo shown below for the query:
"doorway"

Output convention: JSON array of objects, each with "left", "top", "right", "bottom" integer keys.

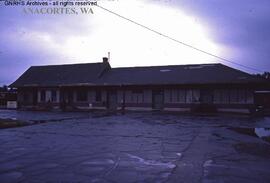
[
  {"left": 152, "top": 90, "right": 164, "bottom": 110},
  {"left": 107, "top": 91, "right": 118, "bottom": 110},
  {"left": 200, "top": 89, "right": 213, "bottom": 104}
]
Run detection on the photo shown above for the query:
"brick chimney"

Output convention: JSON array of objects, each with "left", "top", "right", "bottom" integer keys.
[{"left": 102, "top": 57, "right": 108, "bottom": 63}]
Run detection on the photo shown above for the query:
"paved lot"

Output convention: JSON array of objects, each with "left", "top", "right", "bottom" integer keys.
[{"left": 0, "top": 110, "right": 270, "bottom": 183}]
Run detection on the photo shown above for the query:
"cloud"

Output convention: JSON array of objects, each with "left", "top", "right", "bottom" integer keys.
[
  {"left": 1, "top": 0, "right": 269, "bottom": 85},
  {"left": 166, "top": 0, "right": 270, "bottom": 71}
]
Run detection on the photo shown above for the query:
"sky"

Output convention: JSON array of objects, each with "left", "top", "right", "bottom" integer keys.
[{"left": 0, "top": 0, "right": 270, "bottom": 85}]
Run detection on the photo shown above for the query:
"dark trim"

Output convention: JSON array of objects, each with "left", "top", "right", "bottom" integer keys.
[
  {"left": 124, "top": 103, "right": 152, "bottom": 107},
  {"left": 12, "top": 82, "right": 270, "bottom": 89}
]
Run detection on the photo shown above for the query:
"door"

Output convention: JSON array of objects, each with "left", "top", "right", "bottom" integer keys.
[
  {"left": 108, "top": 91, "right": 118, "bottom": 110},
  {"left": 62, "top": 90, "right": 73, "bottom": 106},
  {"left": 67, "top": 91, "right": 73, "bottom": 104},
  {"left": 152, "top": 90, "right": 164, "bottom": 110},
  {"left": 201, "top": 89, "right": 213, "bottom": 104}
]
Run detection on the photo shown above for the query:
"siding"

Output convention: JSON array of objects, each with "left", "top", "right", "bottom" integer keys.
[
  {"left": 165, "top": 89, "right": 200, "bottom": 104},
  {"left": 18, "top": 90, "right": 34, "bottom": 105},
  {"left": 213, "top": 89, "right": 254, "bottom": 104},
  {"left": 125, "top": 90, "right": 152, "bottom": 104}
]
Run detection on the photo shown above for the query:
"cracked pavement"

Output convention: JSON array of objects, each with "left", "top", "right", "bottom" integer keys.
[{"left": 0, "top": 110, "right": 270, "bottom": 183}]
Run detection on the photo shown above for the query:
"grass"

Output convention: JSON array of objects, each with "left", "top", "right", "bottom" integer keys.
[{"left": 0, "top": 118, "right": 29, "bottom": 129}]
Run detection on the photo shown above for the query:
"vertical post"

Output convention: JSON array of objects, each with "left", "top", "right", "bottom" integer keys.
[{"left": 122, "top": 87, "right": 126, "bottom": 114}]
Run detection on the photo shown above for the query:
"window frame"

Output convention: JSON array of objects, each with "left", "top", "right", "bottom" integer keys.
[
  {"left": 51, "top": 90, "right": 57, "bottom": 102},
  {"left": 132, "top": 89, "right": 144, "bottom": 103}
]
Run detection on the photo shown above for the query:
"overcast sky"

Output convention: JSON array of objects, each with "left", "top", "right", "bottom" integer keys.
[{"left": 1, "top": 0, "right": 270, "bottom": 85}]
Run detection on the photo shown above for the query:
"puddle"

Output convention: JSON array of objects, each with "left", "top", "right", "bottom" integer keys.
[
  {"left": 228, "top": 127, "right": 270, "bottom": 143},
  {"left": 81, "top": 159, "right": 115, "bottom": 165},
  {"left": 255, "top": 128, "right": 270, "bottom": 138},
  {"left": 176, "top": 153, "right": 182, "bottom": 158},
  {"left": 126, "top": 154, "right": 176, "bottom": 169},
  {"left": 203, "top": 160, "right": 213, "bottom": 168}
]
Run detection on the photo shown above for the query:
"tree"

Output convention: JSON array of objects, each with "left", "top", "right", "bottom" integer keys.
[
  {"left": 256, "top": 72, "right": 270, "bottom": 80},
  {"left": 262, "top": 72, "right": 270, "bottom": 80},
  {"left": 3, "top": 85, "right": 8, "bottom": 91},
  {"left": 0, "top": 85, "right": 8, "bottom": 92}
]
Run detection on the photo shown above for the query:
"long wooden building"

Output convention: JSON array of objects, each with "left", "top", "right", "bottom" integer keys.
[{"left": 10, "top": 58, "right": 270, "bottom": 114}]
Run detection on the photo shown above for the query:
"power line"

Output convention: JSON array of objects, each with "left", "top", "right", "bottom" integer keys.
[{"left": 95, "top": 4, "right": 262, "bottom": 73}]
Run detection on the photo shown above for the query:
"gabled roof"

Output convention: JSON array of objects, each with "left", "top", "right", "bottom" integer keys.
[
  {"left": 10, "top": 62, "right": 267, "bottom": 87},
  {"left": 10, "top": 62, "right": 110, "bottom": 87},
  {"left": 100, "top": 63, "right": 266, "bottom": 85}
]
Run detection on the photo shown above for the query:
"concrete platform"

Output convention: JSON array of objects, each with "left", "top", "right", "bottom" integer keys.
[{"left": 0, "top": 110, "right": 270, "bottom": 183}]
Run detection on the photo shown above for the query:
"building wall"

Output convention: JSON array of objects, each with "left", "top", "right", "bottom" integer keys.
[
  {"left": 164, "top": 89, "right": 200, "bottom": 104},
  {"left": 18, "top": 86, "right": 257, "bottom": 113},
  {"left": 34, "top": 88, "right": 60, "bottom": 110},
  {"left": 66, "top": 89, "right": 108, "bottom": 110},
  {"left": 163, "top": 89, "right": 200, "bottom": 112},
  {"left": 213, "top": 89, "right": 254, "bottom": 104},
  {"left": 122, "top": 89, "right": 152, "bottom": 109},
  {"left": 163, "top": 89, "right": 254, "bottom": 104},
  {"left": 18, "top": 89, "right": 35, "bottom": 106},
  {"left": 37, "top": 89, "right": 60, "bottom": 103},
  {"left": 161, "top": 88, "right": 255, "bottom": 114}
]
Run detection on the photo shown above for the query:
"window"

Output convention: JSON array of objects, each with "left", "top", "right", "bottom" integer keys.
[
  {"left": 230, "top": 90, "right": 238, "bottom": 104},
  {"left": 238, "top": 90, "right": 247, "bottom": 103},
  {"left": 177, "top": 90, "right": 186, "bottom": 103},
  {"left": 132, "top": 90, "right": 144, "bottom": 103},
  {"left": 246, "top": 90, "right": 254, "bottom": 104},
  {"left": 169, "top": 90, "right": 173, "bottom": 102},
  {"left": 186, "top": 90, "right": 193, "bottom": 103},
  {"left": 77, "top": 90, "right": 87, "bottom": 102},
  {"left": 214, "top": 89, "right": 250, "bottom": 104},
  {"left": 228, "top": 90, "right": 248, "bottom": 104},
  {"left": 51, "top": 90, "right": 57, "bottom": 102},
  {"left": 96, "top": 91, "right": 102, "bottom": 102},
  {"left": 220, "top": 90, "right": 230, "bottom": 104},
  {"left": 40, "top": 90, "right": 45, "bottom": 102},
  {"left": 214, "top": 90, "right": 221, "bottom": 103},
  {"left": 192, "top": 90, "right": 200, "bottom": 102},
  {"left": 186, "top": 89, "right": 200, "bottom": 103}
]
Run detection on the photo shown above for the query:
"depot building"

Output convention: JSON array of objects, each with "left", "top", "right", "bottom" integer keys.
[{"left": 10, "top": 57, "right": 270, "bottom": 114}]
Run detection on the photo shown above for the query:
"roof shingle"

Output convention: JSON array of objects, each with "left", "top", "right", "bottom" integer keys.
[
  {"left": 10, "top": 62, "right": 110, "bottom": 87},
  {"left": 10, "top": 62, "right": 267, "bottom": 87}
]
